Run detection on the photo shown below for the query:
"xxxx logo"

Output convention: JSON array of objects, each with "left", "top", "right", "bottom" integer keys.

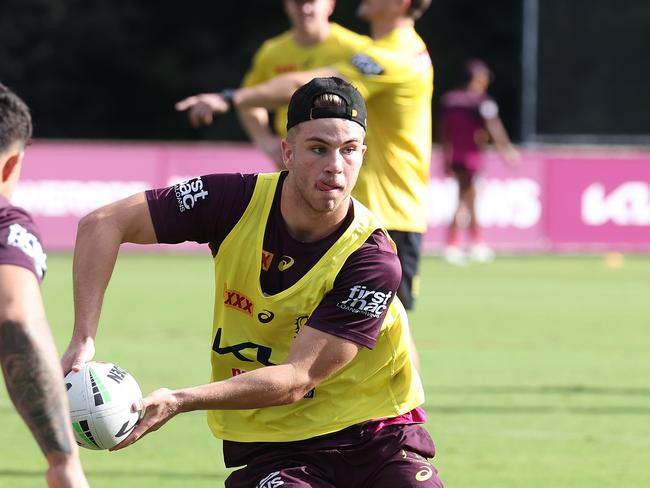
[
  {"left": 278, "top": 255, "right": 295, "bottom": 271},
  {"left": 223, "top": 285, "right": 254, "bottom": 316},
  {"left": 261, "top": 250, "right": 274, "bottom": 271}
]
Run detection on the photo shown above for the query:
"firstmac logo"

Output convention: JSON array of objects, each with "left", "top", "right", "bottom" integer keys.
[
  {"left": 223, "top": 285, "right": 254, "bottom": 316},
  {"left": 336, "top": 285, "right": 393, "bottom": 319},
  {"left": 174, "top": 176, "right": 208, "bottom": 212}
]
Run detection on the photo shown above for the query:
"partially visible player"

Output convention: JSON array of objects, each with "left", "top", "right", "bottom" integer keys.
[
  {"left": 176, "top": 0, "right": 434, "bottom": 316},
  {"left": 64, "top": 77, "right": 443, "bottom": 487},
  {"left": 439, "top": 59, "right": 520, "bottom": 264},
  {"left": 0, "top": 83, "right": 89, "bottom": 488},
  {"left": 236, "top": 0, "right": 370, "bottom": 166}
]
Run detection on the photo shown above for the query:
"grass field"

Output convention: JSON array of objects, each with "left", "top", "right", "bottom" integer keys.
[{"left": 1, "top": 253, "right": 649, "bottom": 487}]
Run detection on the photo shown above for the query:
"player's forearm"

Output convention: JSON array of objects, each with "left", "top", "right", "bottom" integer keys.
[
  {"left": 237, "top": 108, "right": 283, "bottom": 167},
  {"left": 71, "top": 209, "right": 123, "bottom": 339},
  {"left": 234, "top": 74, "right": 305, "bottom": 110},
  {"left": 234, "top": 69, "right": 338, "bottom": 110},
  {"left": 0, "top": 318, "right": 76, "bottom": 458},
  {"left": 175, "top": 363, "right": 314, "bottom": 412},
  {"left": 236, "top": 107, "right": 272, "bottom": 141},
  {"left": 72, "top": 193, "right": 155, "bottom": 339}
]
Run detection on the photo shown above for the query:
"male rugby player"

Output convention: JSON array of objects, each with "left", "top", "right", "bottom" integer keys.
[
  {"left": 235, "top": 0, "right": 370, "bottom": 166},
  {"left": 64, "top": 78, "right": 443, "bottom": 487},
  {"left": 177, "top": 0, "right": 434, "bottom": 314},
  {"left": 0, "top": 83, "right": 88, "bottom": 488},
  {"left": 440, "top": 59, "right": 520, "bottom": 264}
]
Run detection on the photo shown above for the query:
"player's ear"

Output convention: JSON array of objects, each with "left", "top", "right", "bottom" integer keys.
[
  {"left": 281, "top": 138, "right": 294, "bottom": 170},
  {"left": 1, "top": 151, "right": 23, "bottom": 183}
]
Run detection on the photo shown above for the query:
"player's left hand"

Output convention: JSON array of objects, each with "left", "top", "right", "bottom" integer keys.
[{"left": 109, "top": 388, "right": 180, "bottom": 451}]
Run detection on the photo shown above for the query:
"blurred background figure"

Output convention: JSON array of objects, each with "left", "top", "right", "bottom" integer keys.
[
  {"left": 237, "top": 0, "right": 370, "bottom": 167},
  {"left": 439, "top": 59, "right": 520, "bottom": 264}
]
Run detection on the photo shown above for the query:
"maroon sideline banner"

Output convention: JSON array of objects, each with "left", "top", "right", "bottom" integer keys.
[{"left": 16, "top": 140, "right": 650, "bottom": 252}]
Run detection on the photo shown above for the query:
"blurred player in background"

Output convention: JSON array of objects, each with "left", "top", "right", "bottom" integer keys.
[
  {"left": 439, "top": 59, "right": 520, "bottom": 264},
  {"left": 236, "top": 0, "right": 370, "bottom": 166},
  {"left": 63, "top": 78, "right": 442, "bottom": 487},
  {"left": 177, "top": 0, "right": 433, "bottom": 319},
  {"left": 0, "top": 84, "right": 88, "bottom": 488}
]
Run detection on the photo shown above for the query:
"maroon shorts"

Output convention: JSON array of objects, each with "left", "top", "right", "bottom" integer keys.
[{"left": 224, "top": 424, "right": 443, "bottom": 488}]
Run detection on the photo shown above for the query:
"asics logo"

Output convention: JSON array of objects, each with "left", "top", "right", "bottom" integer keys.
[{"left": 415, "top": 465, "right": 434, "bottom": 481}]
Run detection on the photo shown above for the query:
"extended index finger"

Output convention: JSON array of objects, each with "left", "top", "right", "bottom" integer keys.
[{"left": 175, "top": 96, "right": 199, "bottom": 111}]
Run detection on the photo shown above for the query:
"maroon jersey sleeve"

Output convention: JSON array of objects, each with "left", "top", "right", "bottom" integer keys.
[
  {"left": 306, "top": 230, "right": 401, "bottom": 349},
  {"left": 146, "top": 173, "right": 257, "bottom": 254},
  {"left": 0, "top": 198, "right": 47, "bottom": 281}
]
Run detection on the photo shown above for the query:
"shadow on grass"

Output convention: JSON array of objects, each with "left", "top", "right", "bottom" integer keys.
[
  {"left": 425, "top": 404, "right": 650, "bottom": 415},
  {"left": 426, "top": 385, "right": 650, "bottom": 396},
  {"left": 0, "top": 469, "right": 224, "bottom": 480}
]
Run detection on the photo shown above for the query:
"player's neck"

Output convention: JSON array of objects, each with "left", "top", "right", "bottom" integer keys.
[
  {"left": 280, "top": 186, "right": 349, "bottom": 243},
  {"left": 292, "top": 24, "right": 331, "bottom": 47},
  {"left": 370, "top": 16, "right": 413, "bottom": 40}
]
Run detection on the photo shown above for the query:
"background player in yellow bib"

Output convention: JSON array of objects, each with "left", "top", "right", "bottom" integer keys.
[
  {"left": 63, "top": 77, "right": 442, "bottom": 487},
  {"left": 177, "top": 0, "right": 433, "bottom": 315},
  {"left": 236, "top": 0, "right": 370, "bottom": 166}
]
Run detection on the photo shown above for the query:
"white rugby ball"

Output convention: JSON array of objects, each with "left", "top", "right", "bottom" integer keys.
[{"left": 65, "top": 361, "right": 142, "bottom": 450}]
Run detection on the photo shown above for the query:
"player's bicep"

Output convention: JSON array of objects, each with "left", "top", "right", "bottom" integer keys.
[
  {"left": 87, "top": 192, "right": 157, "bottom": 245},
  {"left": 0, "top": 265, "right": 45, "bottom": 324},
  {"left": 283, "top": 326, "right": 360, "bottom": 389}
]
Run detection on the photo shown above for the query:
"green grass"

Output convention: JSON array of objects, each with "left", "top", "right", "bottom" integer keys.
[{"left": 1, "top": 253, "right": 649, "bottom": 487}]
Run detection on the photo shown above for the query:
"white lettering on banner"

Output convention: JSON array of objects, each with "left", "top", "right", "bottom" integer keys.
[
  {"left": 13, "top": 181, "right": 148, "bottom": 217},
  {"left": 582, "top": 182, "right": 650, "bottom": 226},
  {"left": 426, "top": 177, "right": 542, "bottom": 229},
  {"left": 476, "top": 178, "right": 542, "bottom": 229}
]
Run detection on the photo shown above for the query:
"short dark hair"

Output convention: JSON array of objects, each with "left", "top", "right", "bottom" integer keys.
[
  {"left": 0, "top": 83, "right": 33, "bottom": 154},
  {"left": 407, "top": 0, "right": 431, "bottom": 20}
]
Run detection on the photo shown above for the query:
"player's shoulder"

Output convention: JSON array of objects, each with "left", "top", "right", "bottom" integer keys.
[
  {"left": 345, "top": 229, "right": 400, "bottom": 279},
  {"left": 254, "top": 29, "right": 296, "bottom": 57},
  {"left": 441, "top": 89, "right": 484, "bottom": 108},
  {"left": 0, "top": 197, "right": 47, "bottom": 280},
  {"left": 0, "top": 196, "right": 37, "bottom": 232},
  {"left": 347, "top": 29, "right": 430, "bottom": 77},
  {"left": 328, "top": 23, "right": 372, "bottom": 48}
]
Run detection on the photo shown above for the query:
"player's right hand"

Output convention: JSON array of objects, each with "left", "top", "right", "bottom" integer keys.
[
  {"left": 175, "top": 93, "right": 229, "bottom": 128},
  {"left": 60, "top": 337, "right": 96, "bottom": 375}
]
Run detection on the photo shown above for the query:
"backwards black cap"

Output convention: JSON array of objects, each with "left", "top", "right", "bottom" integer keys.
[{"left": 286, "top": 77, "right": 367, "bottom": 131}]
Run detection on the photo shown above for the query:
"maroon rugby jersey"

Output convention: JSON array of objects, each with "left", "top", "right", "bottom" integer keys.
[
  {"left": 0, "top": 195, "right": 47, "bottom": 281},
  {"left": 440, "top": 88, "right": 499, "bottom": 170},
  {"left": 146, "top": 172, "right": 401, "bottom": 349}
]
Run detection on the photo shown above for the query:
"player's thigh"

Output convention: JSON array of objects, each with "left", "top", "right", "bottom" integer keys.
[
  {"left": 226, "top": 464, "right": 335, "bottom": 488},
  {"left": 365, "top": 449, "right": 444, "bottom": 488}
]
